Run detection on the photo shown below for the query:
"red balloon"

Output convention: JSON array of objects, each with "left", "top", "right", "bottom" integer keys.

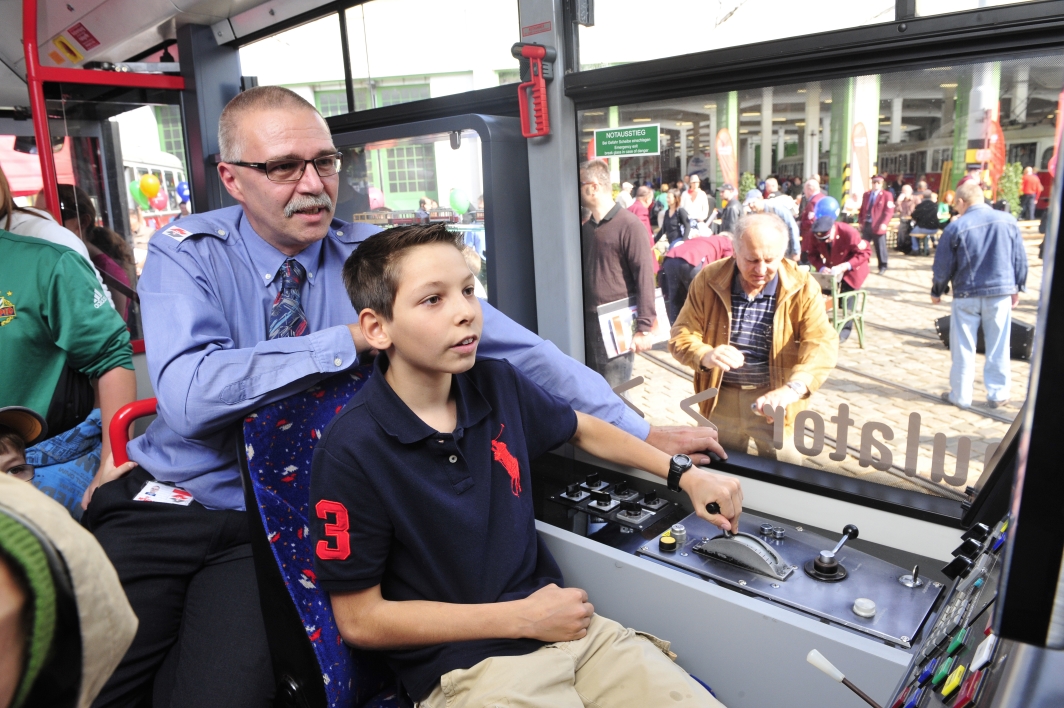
[{"left": 150, "top": 192, "right": 168, "bottom": 211}]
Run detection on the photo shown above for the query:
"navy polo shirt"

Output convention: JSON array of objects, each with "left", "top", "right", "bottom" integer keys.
[{"left": 310, "top": 353, "right": 578, "bottom": 701}]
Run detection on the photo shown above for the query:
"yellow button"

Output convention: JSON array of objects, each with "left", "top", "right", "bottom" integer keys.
[{"left": 942, "top": 664, "right": 966, "bottom": 697}]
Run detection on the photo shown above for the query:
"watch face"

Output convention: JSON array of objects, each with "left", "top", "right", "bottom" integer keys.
[{"left": 671, "top": 454, "right": 692, "bottom": 469}]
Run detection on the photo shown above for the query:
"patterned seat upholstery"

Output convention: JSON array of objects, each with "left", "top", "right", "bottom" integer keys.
[{"left": 239, "top": 365, "right": 400, "bottom": 708}]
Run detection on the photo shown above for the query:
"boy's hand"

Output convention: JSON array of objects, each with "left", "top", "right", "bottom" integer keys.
[
  {"left": 515, "top": 584, "right": 594, "bottom": 643},
  {"left": 680, "top": 468, "right": 743, "bottom": 532},
  {"left": 645, "top": 425, "right": 727, "bottom": 464}
]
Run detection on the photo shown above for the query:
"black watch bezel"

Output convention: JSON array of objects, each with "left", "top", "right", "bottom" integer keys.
[{"left": 667, "top": 454, "right": 693, "bottom": 492}]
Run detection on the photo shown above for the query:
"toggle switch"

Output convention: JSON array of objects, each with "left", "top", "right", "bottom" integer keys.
[{"left": 917, "top": 657, "right": 938, "bottom": 686}]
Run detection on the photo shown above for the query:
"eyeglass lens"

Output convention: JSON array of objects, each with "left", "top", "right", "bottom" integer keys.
[{"left": 265, "top": 154, "right": 342, "bottom": 182}]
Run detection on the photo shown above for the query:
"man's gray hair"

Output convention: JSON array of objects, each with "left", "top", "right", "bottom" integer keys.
[
  {"left": 218, "top": 86, "right": 321, "bottom": 163},
  {"left": 804, "top": 178, "right": 820, "bottom": 191},
  {"left": 732, "top": 213, "right": 789, "bottom": 253},
  {"left": 635, "top": 185, "right": 652, "bottom": 198},
  {"left": 955, "top": 181, "right": 985, "bottom": 206},
  {"left": 579, "top": 160, "right": 611, "bottom": 189}
]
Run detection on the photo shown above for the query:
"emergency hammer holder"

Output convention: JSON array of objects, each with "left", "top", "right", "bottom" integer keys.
[{"left": 511, "top": 42, "right": 556, "bottom": 138}]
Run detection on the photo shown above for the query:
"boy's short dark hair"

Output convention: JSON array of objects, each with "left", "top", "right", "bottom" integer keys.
[
  {"left": 342, "top": 223, "right": 465, "bottom": 320},
  {"left": 0, "top": 424, "right": 26, "bottom": 458}
]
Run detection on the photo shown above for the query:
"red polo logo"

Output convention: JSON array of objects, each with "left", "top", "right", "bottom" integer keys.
[{"left": 492, "top": 424, "right": 522, "bottom": 496}]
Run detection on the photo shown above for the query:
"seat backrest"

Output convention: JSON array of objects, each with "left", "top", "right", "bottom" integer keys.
[{"left": 240, "top": 365, "right": 394, "bottom": 708}]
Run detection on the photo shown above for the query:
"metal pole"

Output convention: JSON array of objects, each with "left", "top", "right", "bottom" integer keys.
[
  {"left": 337, "top": 4, "right": 356, "bottom": 113},
  {"left": 22, "top": 0, "right": 60, "bottom": 219}
]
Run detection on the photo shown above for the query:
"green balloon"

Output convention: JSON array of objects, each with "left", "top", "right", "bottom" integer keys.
[
  {"left": 129, "top": 181, "right": 150, "bottom": 210},
  {"left": 449, "top": 188, "right": 469, "bottom": 215}
]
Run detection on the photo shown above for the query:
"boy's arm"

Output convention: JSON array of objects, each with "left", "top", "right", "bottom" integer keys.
[
  {"left": 568, "top": 411, "right": 743, "bottom": 531},
  {"left": 331, "top": 582, "right": 593, "bottom": 650}
]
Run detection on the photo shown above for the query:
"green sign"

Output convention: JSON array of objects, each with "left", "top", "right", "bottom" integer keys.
[{"left": 594, "top": 124, "right": 660, "bottom": 158}]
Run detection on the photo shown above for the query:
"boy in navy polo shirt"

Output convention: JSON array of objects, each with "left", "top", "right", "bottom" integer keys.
[{"left": 311, "top": 224, "right": 738, "bottom": 707}]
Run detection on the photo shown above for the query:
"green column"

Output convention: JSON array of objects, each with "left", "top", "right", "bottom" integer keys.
[
  {"left": 946, "top": 70, "right": 971, "bottom": 192},
  {"left": 715, "top": 91, "right": 738, "bottom": 187},
  {"left": 828, "top": 78, "right": 854, "bottom": 201}
]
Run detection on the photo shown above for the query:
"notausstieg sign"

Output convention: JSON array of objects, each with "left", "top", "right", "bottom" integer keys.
[{"left": 594, "top": 125, "right": 661, "bottom": 158}]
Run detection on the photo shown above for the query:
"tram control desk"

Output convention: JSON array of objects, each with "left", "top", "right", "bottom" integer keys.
[{"left": 526, "top": 401, "right": 1062, "bottom": 708}]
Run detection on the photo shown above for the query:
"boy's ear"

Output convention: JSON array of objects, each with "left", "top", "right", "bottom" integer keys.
[{"left": 358, "top": 308, "right": 391, "bottom": 350}]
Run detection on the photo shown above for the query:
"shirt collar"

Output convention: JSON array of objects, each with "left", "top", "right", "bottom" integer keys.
[
  {"left": 237, "top": 210, "right": 325, "bottom": 288},
  {"left": 593, "top": 203, "right": 624, "bottom": 225},
  {"left": 364, "top": 353, "right": 492, "bottom": 444},
  {"left": 731, "top": 269, "right": 779, "bottom": 302}
]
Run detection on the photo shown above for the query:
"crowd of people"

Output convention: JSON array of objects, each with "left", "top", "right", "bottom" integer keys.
[{"left": 582, "top": 162, "right": 1033, "bottom": 456}]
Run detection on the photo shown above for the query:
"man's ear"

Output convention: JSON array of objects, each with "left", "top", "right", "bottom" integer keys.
[
  {"left": 359, "top": 309, "right": 391, "bottom": 351},
  {"left": 218, "top": 163, "right": 245, "bottom": 203}
]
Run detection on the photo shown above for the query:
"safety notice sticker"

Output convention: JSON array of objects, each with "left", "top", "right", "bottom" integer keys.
[{"left": 594, "top": 125, "right": 660, "bottom": 158}]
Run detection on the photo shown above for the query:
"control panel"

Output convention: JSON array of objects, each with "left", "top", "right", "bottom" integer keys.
[
  {"left": 549, "top": 472, "right": 678, "bottom": 533},
  {"left": 884, "top": 518, "right": 1009, "bottom": 708},
  {"left": 637, "top": 511, "right": 944, "bottom": 647}
]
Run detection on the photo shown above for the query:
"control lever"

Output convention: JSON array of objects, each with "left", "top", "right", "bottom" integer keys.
[
  {"left": 806, "top": 650, "right": 883, "bottom": 708},
  {"left": 704, "top": 502, "right": 732, "bottom": 536},
  {"left": 805, "top": 524, "right": 858, "bottom": 581}
]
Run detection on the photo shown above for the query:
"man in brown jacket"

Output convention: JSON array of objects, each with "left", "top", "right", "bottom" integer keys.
[{"left": 669, "top": 214, "right": 838, "bottom": 458}]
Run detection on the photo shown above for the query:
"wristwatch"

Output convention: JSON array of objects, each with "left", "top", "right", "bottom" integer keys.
[{"left": 667, "top": 454, "right": 694, "bottom": 493}]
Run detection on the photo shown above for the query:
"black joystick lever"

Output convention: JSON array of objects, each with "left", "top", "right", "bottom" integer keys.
[{"left": 806, "top": 525, "right": 858, "bottom": 581}]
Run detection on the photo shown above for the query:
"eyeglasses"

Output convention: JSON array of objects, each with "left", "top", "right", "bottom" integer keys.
[
  {"left": 229, "top": 153, "right": 344, "bottom": 183},
  {"left": 5, "top": 464, "right": 35, "bottom": 482}
]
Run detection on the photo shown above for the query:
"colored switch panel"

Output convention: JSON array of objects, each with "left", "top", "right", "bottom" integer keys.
[
  {"left": 932, "top": 656, "right": 955, "bottom": 687},
  {"left": 941, "top": 664, "right": 966, "bottom": 698},
  {"left": 992, "top": 534, "right": 1006, "bottom": 552},
  {"left": 903, "top": 688, "right": 924, "bottom": 708},
  {"left": 948, "top": 627, "right": 969, "bottom": 655},
  {"left": 953, "top": 670, "right": 983, "bottom": 708},
  {"left": 917, "top": 658, "right": 938, "bottom": 685}
]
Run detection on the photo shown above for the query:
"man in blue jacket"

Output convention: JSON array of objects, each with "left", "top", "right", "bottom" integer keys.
[{"left": 932, "top": 182, "right": 1028, "bottom": 410}]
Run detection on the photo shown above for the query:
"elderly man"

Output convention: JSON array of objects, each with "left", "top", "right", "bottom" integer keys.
[
  {"left": 85, "top": 87, "right": 730, "bottom": 707},
  {"left": 744, "top": 189, "right": 800, "bottom": 261},
  {"left": 932, "top": 182, "right": 1027, "bottom": 410},
  {"left": 615, "top": 181, "right": 635, "bottom": 208},
  {"left": 670, "top": 214, "right": 838, "bottom": 457},
  {"left": 807, "top": 210, "right": 871, "bottom": 343},
  {"left": 858, "top": 175, "right": 895, "bottom": 274},
  {"left": 580, "top": 160, "right": 657, "bottom": 386}
]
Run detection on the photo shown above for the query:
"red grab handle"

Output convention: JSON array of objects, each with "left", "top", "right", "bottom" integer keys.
[
  {"left": 517, "top": 45, "right": 550, "bottom": 138},
  {"left": 109, "top": 398, "right": 157, "bottom": 465}
]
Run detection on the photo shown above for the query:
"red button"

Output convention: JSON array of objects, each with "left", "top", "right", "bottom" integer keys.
[
  {"left": 953, "top": 670, "right": 983, "bottom": 708},
  {"left": 891, "top": 684, "right": 912, "bottom": 708},
  {"left": 984, "top": 614, "right": 994, "bottom": 636}
]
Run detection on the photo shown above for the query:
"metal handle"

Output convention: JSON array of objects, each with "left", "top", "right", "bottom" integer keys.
[{"left": 830, "top": 524, "right": 860, "bottom": 555}]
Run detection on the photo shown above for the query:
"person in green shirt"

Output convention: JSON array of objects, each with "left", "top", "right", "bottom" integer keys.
[{"left": 0, "top": 229, "right": 136, "bottom": 512}]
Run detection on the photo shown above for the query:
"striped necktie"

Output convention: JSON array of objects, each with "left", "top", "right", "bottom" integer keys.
[{"left": 268, "top": 258, "right": 308, "bottom": 339}]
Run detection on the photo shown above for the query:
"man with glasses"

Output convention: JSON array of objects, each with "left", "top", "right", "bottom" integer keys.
[{"left": 85, "top": 85, "right": 728, "bottom": 708}]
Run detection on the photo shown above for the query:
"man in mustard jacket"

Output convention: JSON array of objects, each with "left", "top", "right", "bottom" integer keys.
[{"left": 669, "top": 213, "right": 838, "bottom": 458}]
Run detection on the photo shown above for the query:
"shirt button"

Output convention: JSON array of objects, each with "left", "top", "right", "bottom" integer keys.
[
  {"left": 448, "top": 455, "right": 457, "bottom": 463},
  {"left": 334, "top": 357, "right": 342, "bottom": 366},
  {"left": 437, "top": 439, "right": 445, "bottom": 444},
  {"left": 263, "top": 274, "right": 270, "bottom": 281},
  {"left": 336, "top": 231, "right": 343, "bottom": 236},
  {"left": 308, "top": 272, "right": 314, "bottom": 279},
  {"left": 217, "top": 229, "right": 226, "bottom": 236}
]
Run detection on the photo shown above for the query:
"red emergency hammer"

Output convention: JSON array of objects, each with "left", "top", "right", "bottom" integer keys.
[{"left": 511, "top": 43, "right": 557, "bottom": 138}]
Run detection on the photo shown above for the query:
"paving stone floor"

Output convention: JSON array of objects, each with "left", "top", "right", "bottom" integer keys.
[{"left": 625, "top": 221, "right": 1044, "bottom": 499}]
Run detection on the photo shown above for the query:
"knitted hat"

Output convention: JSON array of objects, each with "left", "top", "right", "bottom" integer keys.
[{"left": 0, "top": 512, "right": 56, "bottom": 708}]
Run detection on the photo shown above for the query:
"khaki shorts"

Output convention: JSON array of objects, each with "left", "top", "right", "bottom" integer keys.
[{"left": 416, "top": 614, "right": 725, "bottom": 708}]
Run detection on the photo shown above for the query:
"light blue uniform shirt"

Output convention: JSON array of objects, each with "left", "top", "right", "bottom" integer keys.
[{"left": 129, "top": 206, "right": 648, "bottom": 510}]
